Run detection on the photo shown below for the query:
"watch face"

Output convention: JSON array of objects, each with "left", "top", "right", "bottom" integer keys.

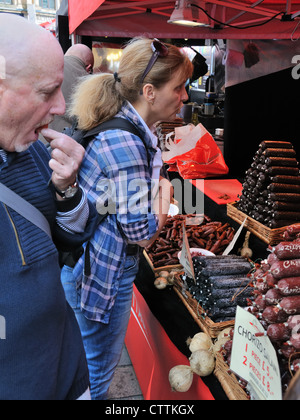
[{"left": 64, "top": 186, "right": 78, "bottom": 199}]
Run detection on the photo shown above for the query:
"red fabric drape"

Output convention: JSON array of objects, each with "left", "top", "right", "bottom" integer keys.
[{"left": 125, "top": 285, "right": 214, "bottom": 400}]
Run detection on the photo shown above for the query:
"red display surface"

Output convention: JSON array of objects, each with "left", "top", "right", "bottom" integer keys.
[{"left": 125, "top": 285, "right": 214, "bottom": 400}]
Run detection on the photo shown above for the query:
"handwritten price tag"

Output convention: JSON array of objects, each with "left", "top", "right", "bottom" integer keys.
[{"left": 230, "top": 307, "right": 282, "bottom": 400}]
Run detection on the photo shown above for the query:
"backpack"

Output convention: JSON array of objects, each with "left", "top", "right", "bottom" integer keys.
[{"left": 60, "top": 117, "right": 151, "bottom": 270}]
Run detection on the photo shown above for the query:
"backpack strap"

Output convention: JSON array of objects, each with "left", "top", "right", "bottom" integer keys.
[{"left": 80, "top": 117, "right": 152, "bottom": 167}]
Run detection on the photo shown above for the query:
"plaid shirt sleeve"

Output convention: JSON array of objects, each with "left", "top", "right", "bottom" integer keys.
[{"left": 94, "top": 129, "right": 159, "bottom": 242}]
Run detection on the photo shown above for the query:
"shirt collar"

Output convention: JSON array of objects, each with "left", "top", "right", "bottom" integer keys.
[{"left": 123, "top": 101, "right": 158, "bottom": 148}]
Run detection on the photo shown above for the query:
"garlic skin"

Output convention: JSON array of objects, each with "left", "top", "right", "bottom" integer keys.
[
  {"left": 169, "top": 365, "right": 194, "bottom": 393},
  {"left": 188, "top": 333, "right": 212, "bottom": 353},
  {"left": 189, "top": 350, "right": 215, "bottom": 377}
]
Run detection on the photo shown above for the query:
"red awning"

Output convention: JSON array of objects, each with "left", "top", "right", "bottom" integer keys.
[
  {"left": 68, "top": 0, "right": 300, "bottom": 39},
  {"left": 69, "top": 0, "right": 105, "bottom": 34}
]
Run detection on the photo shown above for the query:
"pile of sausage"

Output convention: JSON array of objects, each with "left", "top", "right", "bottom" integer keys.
[
  {"left": 237, "top": 141, "right": 300, "bottom": 229},
  {"left": 184, "top": 255, "right": 253, "bottom": 323},
  {"left": 248, "top": 224, "right": 300, "bottom": 386},
  {"left": 146, "top": 215, "right": 235, "bottom": 268}
]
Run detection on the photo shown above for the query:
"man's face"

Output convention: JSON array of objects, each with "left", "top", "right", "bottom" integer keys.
[{"left": 0, "top": 39, "right": 65, "bottom": 152}]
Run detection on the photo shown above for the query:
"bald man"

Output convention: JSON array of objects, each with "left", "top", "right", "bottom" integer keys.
[
  {"left": 0, "top": 14, "right": 98, "bottom": 400},
  {"left": 49, "top": 44, "right": 94, "bottom": 133}
]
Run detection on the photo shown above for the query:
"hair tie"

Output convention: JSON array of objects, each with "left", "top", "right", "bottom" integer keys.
[{"left": 114, "top": 72, "right": 121, "bottom": 83}]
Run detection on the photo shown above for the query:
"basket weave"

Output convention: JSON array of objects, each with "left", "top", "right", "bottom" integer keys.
[
  {"left": 214, "top": 353, "right": 249, "bottom": 400},
  {"left": 173, "top": 278, "right": 235, "bottom": 339},
  {"left": 227, "top": 202, "right": 286, "bottom": 245}
]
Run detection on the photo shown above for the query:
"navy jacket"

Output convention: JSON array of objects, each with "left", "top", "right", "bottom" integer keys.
[{"left": 0, "top": 141, "right": 98, "bottom": 400}]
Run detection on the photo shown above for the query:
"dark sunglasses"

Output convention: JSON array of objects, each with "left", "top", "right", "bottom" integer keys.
[{"left": 140, "top": 39, "right": 169, "bottom": 86}]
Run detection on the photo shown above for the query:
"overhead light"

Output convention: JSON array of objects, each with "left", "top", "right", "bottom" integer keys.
[{"left": 168, "top": 0, "right": 210, "bottom": 27}]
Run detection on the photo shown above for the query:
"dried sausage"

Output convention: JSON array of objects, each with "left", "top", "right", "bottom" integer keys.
[
  {"left": 265, "top": 288, "right": 283, "bottom": 305},
  {"left": 287, "top": 315, "right": 300, "bottom": 331},
  {"left": 289, "top": 334, "right": 300, "bottom": 351},
  {"left": 274, "top": 242, "right": 300, "bottom": 260},
  {"left": 267, "top": 323, "right": 290, "bottom": 342},
  {"left": 278, "top": 296, "right": 300, "bottom": 315},
  {"left": 262, "top": 306, "right": 289, "bottom": 324},
  {"left": 277, "top": 278, "right": 300, "bottom": 296},
  {"left": 271, "top": 259, "right": 300, "bottom": 280}
]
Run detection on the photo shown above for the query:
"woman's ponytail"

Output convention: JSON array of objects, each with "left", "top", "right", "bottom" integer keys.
[{"left": 69, "top": 72, "right": 123, "bottom": 131}]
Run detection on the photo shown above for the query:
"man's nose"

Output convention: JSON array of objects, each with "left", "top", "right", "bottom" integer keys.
[{"left": 52, "top": 90, "right": 66, "bottom": 116}]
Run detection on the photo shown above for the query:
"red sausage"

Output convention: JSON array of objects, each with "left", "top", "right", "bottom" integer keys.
[
  {"left": 267, "top": 323, "right": 290, "bottom": 342},
  {"left": 266, "top": 273, "right": 278, "bottom": 288},
  {"left": 288, "top": 315, "right": 300, "bottom": 332},
  {"left": 254, "top": 295, "right": 267, "bottom": 311},
  {"left": 271, "top": 259, "right": 300, "bottom": 280},
  {"left": 280, "top": 344, "right": 296, "bottom": 359},
  {"left": 279, "top": 296, "right": 300, "bottom": 315},
  {"left": 267, "top": 253, "right": 279, "bottom": 265},
  {"left": 274, "top": 242, "right": 300, "bottom": 260},
  {"left": 265, "top": 288, "right": 283, "bottom": 305},
  {"left": 289, "top": 334, "right": 300, "bottom": 350},
  {"left": 277, "top": 277, "right": 300, "bottom": 296},
  {"left": 262, "top": 306, "right": 288, "bottom": 324}
]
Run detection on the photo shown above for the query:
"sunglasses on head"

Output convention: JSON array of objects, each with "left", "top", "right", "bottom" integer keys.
[{"left": 140, "top": 39, "right": 169, "bottom": 86}]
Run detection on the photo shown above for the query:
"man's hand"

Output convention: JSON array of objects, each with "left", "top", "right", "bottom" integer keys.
[{"left": 41, "top": 128, "right": 85, "bottom": 192}]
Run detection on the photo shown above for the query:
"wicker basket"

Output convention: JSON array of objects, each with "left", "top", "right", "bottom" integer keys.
[
  {"left": 173, "top": 278, "right": 235, "bottom": 339},
  {"left": 214, "top": 353, "right": 249, "bottom": 400},
  {"left": 227, "top": 202, "right": 286, "bottom": 246}
]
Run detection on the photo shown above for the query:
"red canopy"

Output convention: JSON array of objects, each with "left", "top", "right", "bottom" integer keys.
[
  {"left": 68, "top": 0, "right": 300, "bottom": 39},
  {"left": 69, "top": 0, "right": 105, "bottom": 34}
]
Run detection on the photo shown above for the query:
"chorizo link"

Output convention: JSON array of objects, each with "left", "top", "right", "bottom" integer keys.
[
  {"left": 271, "top": 259, "right": 300, "bottom": 279},
  {"left": 262, "top": 306, "right": 288, "bottom": 324},
  {"left": 274, "top": 242, "right": 300, "bottom": 260},
  {"left": 267, "top": 323, "right": 291, "bottom": 342},
  {"left": 278, "top": 296, "right": 300, "bottom": 315},
  {"left": 277, "top": 277, "right": 300, "bottom": 296}
]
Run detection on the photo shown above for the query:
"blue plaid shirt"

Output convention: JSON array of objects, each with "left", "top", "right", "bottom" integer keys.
[{"left": 73, "top": 102, "right": 159, "bottom": 323}]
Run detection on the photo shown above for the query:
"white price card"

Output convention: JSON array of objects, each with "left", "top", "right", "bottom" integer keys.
[{"left": 230, "top": 306, "right": 282, "bottom": 400}]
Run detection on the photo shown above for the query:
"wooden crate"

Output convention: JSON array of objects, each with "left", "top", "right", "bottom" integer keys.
[{"left": 227, "top": 202, "right": 286, "bottom": 245}]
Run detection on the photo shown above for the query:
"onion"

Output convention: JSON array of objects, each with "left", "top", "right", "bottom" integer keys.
[
  {"left": 169, "top": 365, "right": 194, "bottom": 393},
  {"left": 189, "top": 350, "right": 215, "bottom": 377},
  {"left": 187, "top": 332, "right": 212, "bottom": 353}
]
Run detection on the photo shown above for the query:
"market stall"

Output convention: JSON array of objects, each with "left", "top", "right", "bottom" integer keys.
[{"left": 56, "top": 0, "right": 300, "bottom": 400}]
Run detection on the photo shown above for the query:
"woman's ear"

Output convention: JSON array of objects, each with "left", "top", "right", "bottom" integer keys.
[{"left": 142, "top": 83, "right": 156, "bottom": 105}]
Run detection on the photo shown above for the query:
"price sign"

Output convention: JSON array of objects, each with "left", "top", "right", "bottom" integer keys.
[{"left": 230, "top": 306, "right": 282, "bottom": 400}]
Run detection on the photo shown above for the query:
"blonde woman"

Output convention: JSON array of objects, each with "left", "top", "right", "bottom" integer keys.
[{"left": 61, "top": 38, "right": 193, "bottom": 400}]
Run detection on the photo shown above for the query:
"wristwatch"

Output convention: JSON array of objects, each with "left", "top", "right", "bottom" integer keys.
[{"left": 54, "top": 179, "right": 79, "bottom": 200}]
